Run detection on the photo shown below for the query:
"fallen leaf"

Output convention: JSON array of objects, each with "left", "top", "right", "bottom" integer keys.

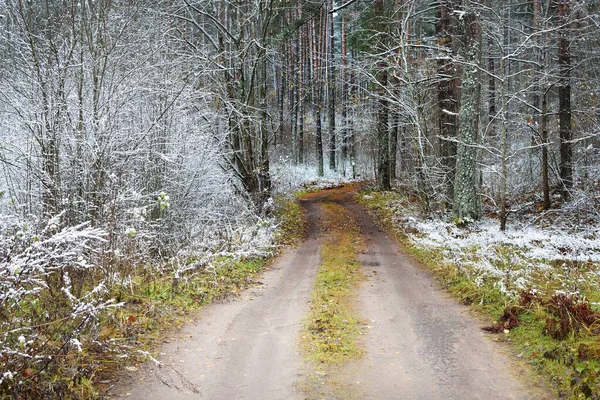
[{"left": 22, "top": 368, "right": 35, "bottom": 378}]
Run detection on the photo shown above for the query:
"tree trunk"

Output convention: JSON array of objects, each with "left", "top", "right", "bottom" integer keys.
[
  {"left": 312, "top": 17, "right": 324, "bottom": 176},
  {"left": 341, "top": 13, "right": 348, "bottom": 171},
  {"left": 377, "top": 70, "right": 391, "bottom": 190},
  {"left": 290, "top": 26, "right": 298, "bottom": 164},
  {"left": 277, "top": 45, "right": 285, "bottom": 148},
  {"left": 558, "top": 0, "right": 572, "bottom": 201},
  {"left": 487, "top": 36, "right": 496, "bottom": 133},
  {"left": 499, "top": 0, "right": 510, "bottom": 231},
  {"left": 436, "top": 1, "right": 459, "bottom": 207},
  {"left": 541, "top": 93, "right": 551, "bottom": 209},
  {"left": 297, "top": 1, "right": 304, "bottom": 164},
  {"left": 534, "top": 0, "right": 551, "bottom": 209},
  {"left": 349, "top": 49, "right": 356, "bottom": 179},
  {"left": 390, "top": 112, "right": 399, "bottom": 181},
  {"left": 328, "top": 0, "right": 336, "bottom": 171},
  {"left": 453, "top": 10, "right": 481, "bottom": 223},
  {"left": 260, "top": 54, "right": 271, "bottom": 201},
  {"left": 298, "top": 45, "right": 304, "bottom": 164},
  {"left": 531, "top": 0, "right": 540, "bottom": 146}
]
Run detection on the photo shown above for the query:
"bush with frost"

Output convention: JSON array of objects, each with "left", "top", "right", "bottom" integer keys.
[{"left": 0, "top": 212, "right": 120, "bottom": 397}]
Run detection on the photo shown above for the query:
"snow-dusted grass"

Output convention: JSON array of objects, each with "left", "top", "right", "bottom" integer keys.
[
  {"left": 412, "top": 218, "right": 600, "bottom": 264},
  {"left": 0, "top": 158, "right": 357, "bottom": 398},
  {"left": 0, "top": 192, "right": 305, "bottom": 398},
  {"left": 405, "top": 216, "right": 600, "bottom": 297},
  {"left": 363, "top": 190, "right": 600, "bottom": 299}
]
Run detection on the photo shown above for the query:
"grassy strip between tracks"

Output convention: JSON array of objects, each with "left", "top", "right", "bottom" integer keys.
[{"left": 302, "top": 200, "right": 364, "bottom": 365}]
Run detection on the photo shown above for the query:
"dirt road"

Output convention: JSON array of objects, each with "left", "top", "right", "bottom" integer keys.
[
  {"left": 340, "top": 198, "right": 546, "bottom": 399},
  {"left": 110, "top": 201, "right": 323, "bottom": 400},
  {"left": 112, "top": 186, "right": 549, "bottom": 399}
]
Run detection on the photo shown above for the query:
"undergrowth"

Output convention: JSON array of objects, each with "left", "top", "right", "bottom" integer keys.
[
  {"left": 0, "top": 196, "right": 305, "bottom": 399},
  {"left": 273, "top": 194, "right": 306, "bottom": 246},
  {"left": 360, "top": 189, "right": 600, "bottom": 399}
]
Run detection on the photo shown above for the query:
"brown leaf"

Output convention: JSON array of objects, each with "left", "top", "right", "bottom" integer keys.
[{"left": 22, "top": 368, "right": 35, "bottom": 379}]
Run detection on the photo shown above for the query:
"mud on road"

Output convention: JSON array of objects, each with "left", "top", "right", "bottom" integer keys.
[{"left": 111, "top": 185, "right": 551, "bottom": 400}]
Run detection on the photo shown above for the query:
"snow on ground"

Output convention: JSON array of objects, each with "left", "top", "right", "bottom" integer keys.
[
  {"left": 409, "top": 217, "right": 600, "bottom": 264},
  {"left": 271, "top": 163, "right": 362, "bottom": 194},
  {"left": 373, "top": 193, "right": 600, "bottom": 296}
]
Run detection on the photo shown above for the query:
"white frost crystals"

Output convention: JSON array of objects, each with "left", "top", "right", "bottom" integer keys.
[
  {"left": 0, "top": 212, "right": 122, "bottom": 390},
  {"left": 390, "top": 198, "right": 600, "bottom": 296},
  {"left": 410, "top": 217, "right": 600, "bottom": 264}
]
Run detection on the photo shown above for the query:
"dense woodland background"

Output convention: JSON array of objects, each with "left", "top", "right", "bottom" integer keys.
[{"left": 2, "top": 0, "right": 600, "bottom": 397}]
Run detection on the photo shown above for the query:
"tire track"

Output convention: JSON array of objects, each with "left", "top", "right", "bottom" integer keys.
[{"left": 110, "top": 200, "right": 323, "bottom": 400}]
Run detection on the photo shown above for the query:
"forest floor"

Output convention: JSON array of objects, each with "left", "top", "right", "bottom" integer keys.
[{"left": 109, "top": 185, "right": 551, "bottom": 399}]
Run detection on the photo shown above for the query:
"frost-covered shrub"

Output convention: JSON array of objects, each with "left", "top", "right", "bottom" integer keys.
[{"left": 0, "top": 213, "right": 120, "bottom": 397}]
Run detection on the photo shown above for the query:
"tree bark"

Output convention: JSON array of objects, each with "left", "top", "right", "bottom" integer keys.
[
  {"left": 558, "top": 0, "right": 572, "bottom": 201},
  {"left": 541, "top": 93, "right": 551, "bottom": 209},
  {"left": 377, "top": 69, "right": 391, "bottom": 190},
  {"left": 297, "top": 1, "right": 304, "bottom": 164},
  {"left": 499, "top": 0, "right": 510, "bottom": 231},
  {"left": 328, "top": 0, "right": 336, "bottom": 171},
  {"left": 290, "top": 21, "right": 298, "bottom": 164},
  {"left": 341, "top": 13, "right": 348, "bottom": 169},
  {"left": 533, "top": 0, "right": 551, "bottom": 209},
  {"left": 390, "top": 112, "right": 399, "bottom": 181},
  {"left": 453, "top": 9, "right": 481, "bottom": 223},
  {"left": 311, "top": 17, "right": 324, "bottom": 176},
  {"left": 436, "top": 0, "right": 459, "bottom": 207}
]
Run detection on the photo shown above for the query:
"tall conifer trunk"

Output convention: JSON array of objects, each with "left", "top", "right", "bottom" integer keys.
[
  {"left": 453, "top": 10, "right": 481, "bottom": 222},
  {"left": 558, "top": 0, "right": 572, "bottom": 200},
  {"left": 436, "top": 1, "right": 459, "bottom": 207},
  {"left": 377, "top": 69, "right": 391, "bottom": 190},
  {"left": 328, "top": 0, "right": 336, "bottom": 171},
  {"left": 311, "top": 17, "right": 324, "bottom": 176}
]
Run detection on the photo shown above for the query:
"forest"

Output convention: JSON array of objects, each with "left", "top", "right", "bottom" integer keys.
[{"left": 1, "top": 0, "right": 600, "bottom": 398}]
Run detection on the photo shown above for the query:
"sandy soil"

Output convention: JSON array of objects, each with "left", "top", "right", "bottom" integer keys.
[{"left": 110, "top": 187, "right": 552, "bottom": 400}]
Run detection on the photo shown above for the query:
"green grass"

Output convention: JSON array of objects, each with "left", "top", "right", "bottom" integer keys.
[
  {"left": 302, "top": 201, "right": 364, "bottom": 365},
  {"left": 273, "top": 194, "right": 306, "bottom": 246}
]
